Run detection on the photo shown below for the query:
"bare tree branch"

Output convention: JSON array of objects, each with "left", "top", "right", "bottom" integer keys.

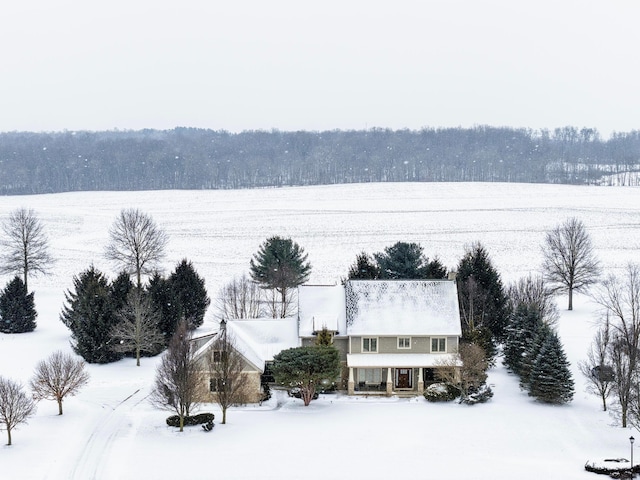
[
  {"left": 0, "top": 376, "right": 36, "bottom": 446},
  {"left": 30, "top": 351, "right": 90, "bottom": 415},
  {"left": 542, "top": 217, "right": 600, "bottom": 310},
  {"left": 207, "top": 325, "right": 251, "bottom": 424},
  {"left": 111, "top": 290, "right": 164, "bottom": 366},
  {"left": 105, "top": 208, "right": 168, "bottom": 288},
  {"left": 0, "top": 207, "right": 53, "bottom": 291},
  {"left": 149, "top": 320, "right": 202, "bottom": 431}
]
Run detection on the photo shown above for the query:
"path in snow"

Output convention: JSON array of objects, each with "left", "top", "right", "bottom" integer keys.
[{"left": 67, "top": 388, "right": 148, "bottom": 480}]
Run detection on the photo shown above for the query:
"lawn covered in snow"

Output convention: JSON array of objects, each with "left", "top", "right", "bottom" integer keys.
[{"left": 1, "top": 182, "right": 639, "bottom": 479}]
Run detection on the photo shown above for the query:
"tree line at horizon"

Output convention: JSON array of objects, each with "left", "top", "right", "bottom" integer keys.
[{"left": 1, "top": 126, "right": 640, "bottom": 194}]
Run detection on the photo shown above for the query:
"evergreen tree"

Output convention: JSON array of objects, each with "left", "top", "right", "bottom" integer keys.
[
  {"left": 250, "top": 236, "right": 311, "bottom": 318},
  {"left": 503, "top": 303, "right": 544, "bottom": 375},
  {"left": 146, "top": 272, "right": 180, "bottom": 343},
  {"left": 60, "top": 266, "right": 123, "bottom": 363},
  {"left": 110, "top": 271, "right": 134, "bottom": 312},
  {"left": 426, "top": 256, "right": 448, "bottom": 280},
  {"left": 374, "top": 242, "right": 447, "bottom": 280},
  {"left": 168, "top": 259, "right": 210, "bottom": 330},
  {"left": 347, "top": 251, "right": 380, "bottom": 280},
  {"left": 519, "top": 323, "right": 552, "bottom": 391},
  {"left": 528, "top": 330, "right": 574, "bottom": 404},
  {"left": 457, "top": 242, "right": 509, "bottom": 347},
  {"left": 0, "top": 276, "right": 37, "bottom": 333},
  {"left": 375, "top": 242, "right": 426, "bottom": 279}
]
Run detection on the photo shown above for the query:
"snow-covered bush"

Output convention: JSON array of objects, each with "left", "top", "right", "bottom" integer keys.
[
  {"left": 166, "top": 412, "right": 215, "bottom": 428},
  {"left": 423, "top": 383, "right": 460, "bottom": 402},
  {"left": 461, "top": 384, "right": 493, "bottom": 405}
]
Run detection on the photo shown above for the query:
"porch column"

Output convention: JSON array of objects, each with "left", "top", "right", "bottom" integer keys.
[
  {"left": 417, "top": 367, "right": 424, "bottom": 395},
  {"left": 386, "top": 368, "right": 393, "bottom": 396},
  {"left": 348, "top": 367, "right": 354, "bottom": 395}
]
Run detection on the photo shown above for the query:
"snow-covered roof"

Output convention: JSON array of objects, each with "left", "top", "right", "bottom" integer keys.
[
  {"left": 225, "top": 318, "right": 299, "bottom": 372},
  {"left": 345, "top": 280, "right": 461, "bottom": 336},
  {"left": 298, "top": 284, "right": 347, "bottom": 336},
  {"left": 347, "top": 353, "right": 461, "bottom": 368}
]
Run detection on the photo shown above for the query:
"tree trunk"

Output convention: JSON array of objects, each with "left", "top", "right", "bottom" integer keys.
[
  {"left": 58, "top": 397, "right": 63, "bottom": 415},
  {"left": 222, "top": 407, "right": 227, "bottom": 424},
  {"left": 6, "top": 427, "right": 12, "bottom": 446},
  {"left": 568, "top": 288, "right": 573, "bottom": 311},
  {"left": 179, "top": 415, "right": 184, "bottom": 432}
]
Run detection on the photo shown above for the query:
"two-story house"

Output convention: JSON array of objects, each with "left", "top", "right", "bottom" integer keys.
[
  {"left": 298, "top": 279, "right": 462, "bottom": 396},
  {"left": 199, "top": 278, "right": 462, "bottom": 401}
]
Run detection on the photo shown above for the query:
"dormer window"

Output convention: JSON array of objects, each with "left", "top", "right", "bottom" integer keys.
[
  {"left": 398, "top": 337, "right": 411, "bottom": 349},
  {"left": 362, "top": 337, "right": 378, "bottom": 353}
]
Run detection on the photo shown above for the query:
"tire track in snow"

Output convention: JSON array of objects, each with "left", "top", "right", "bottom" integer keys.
[{"left": 69, "top": 388, "right": 147, "bottom": 480}]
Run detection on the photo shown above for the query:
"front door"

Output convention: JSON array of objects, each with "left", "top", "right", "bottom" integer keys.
[{"left": 395, "top": 368, "right": 412, "bottom": 389}]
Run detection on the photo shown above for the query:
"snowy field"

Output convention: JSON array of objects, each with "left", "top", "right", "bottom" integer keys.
[{"left": 0, "top": 182, "right": 639, "bottom": 479}]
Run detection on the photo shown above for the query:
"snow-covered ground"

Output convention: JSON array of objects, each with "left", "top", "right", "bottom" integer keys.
[{"left": 1, "top": 182, "right": 639, "bottom": 479}]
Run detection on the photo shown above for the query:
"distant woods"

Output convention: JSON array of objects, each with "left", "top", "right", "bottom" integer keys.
[{"left": 1, "top": 126, "right": 639, "bottom": 194}]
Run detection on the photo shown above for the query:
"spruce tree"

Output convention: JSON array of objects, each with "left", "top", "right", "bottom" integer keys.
[
  {"left": 519, "top": 323, "right": 551, "bottom": 391},
  {"left": 503, "top": 303, "right": 543, "bottom": 375},
  {"left": 347, "top": 251, "right": 380, "bottom": 280},
  {"left": 147, "top": 272, "right": 180, "bottom": 343},
  {"left": 0, "top": 276, "right": 37, "bottom": 333},
  {"left": 60, "top": 266, "right": 123, "bottom": 363},
  {"left": 457, "top": 242, "right": 509, "bottom": 347},
  {"left": 168, "top": 259, "right": 210, "bottom": 330},
  {"left": 374, "top": 242, "right": 446, "bottom": 279},
  {"left": 111, "top": 271, "right": 134, "bottom": 311},
  {"left": 529, "top": 330, "right": 574, "bottom": 404}
]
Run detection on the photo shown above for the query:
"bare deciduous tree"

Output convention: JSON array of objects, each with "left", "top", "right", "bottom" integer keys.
[
  {"left": 149, "top": 320, "right": 202, "bottom": 432},
  {"left": 30, "top": 351, "right": 90, "bottom": 415},
  {"left": 216, "top": 274, "right": 263, "bottom": 320},
  {"left": 437, "top": 343, "right": 488, "bottom": 397},
  {"left": 207, "top": 323, "right": 250, "bottom": 424},
  {"left": 0, "top": 207, "right": 53, "bottom": 291},
  {"left": 111, "top": 291, "right": 164, "bottom": 366},
  {"left": 592, "top": 263, "right": 640, "bottom": 427},
  {"left": 508, "top": 274, "right": 560, "bottom": 327},
  {"left": 262, "top": 287, "right": 295, "bottom": 319},
  {"left": 0, "top": 376, "right": 36, "bottom": 445},
  {"left": 578, "top": 317, "right": 614, "bottom": 411},
  {"left": 542, "top": 217, "right": 600, "bottom": 310},
  {"left": 105, "top": 208, "right": 168, "bottom": 289}
]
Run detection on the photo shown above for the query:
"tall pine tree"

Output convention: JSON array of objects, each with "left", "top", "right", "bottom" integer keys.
[
  {"left": 528, "top": 330, "right": 574, "bottom": 404},
  {"left": 0, "top": 276, "right": 37, "bottom": 333},
  {"left": 60, "top": 266, "right": 123, "bottom": 363},
  {"left": 168, "top": 259, "right": 210, "bottom": 330},
  {"left": 503, "top": 303, "right": 544, "bottom": 375},
  {"left": 146, "top": 272, "right": 180, "bottom": 343},
  {"left": 457, "top": 242, "right": 509, "bottom": 356}
]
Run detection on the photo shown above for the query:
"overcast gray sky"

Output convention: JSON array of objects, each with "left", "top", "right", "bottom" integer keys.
[{"left": 2, "top": 0, "right": 639, "bottom": 136}]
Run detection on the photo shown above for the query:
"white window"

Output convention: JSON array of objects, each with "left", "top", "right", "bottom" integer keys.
[
  {"left": 431, "top": 337, "right": 446, "bottom": 353},
  {"left": 362, "top": 337, "right": 378, "bottom": 353},
  {"left": 358, "top": 368, "right": 382, "bottom": 384},
  {"left": 398, "top": 337, "right": 411, "bottom": 349}
]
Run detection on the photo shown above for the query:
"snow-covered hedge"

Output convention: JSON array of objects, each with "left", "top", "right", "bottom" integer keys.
[
  {"left": 423, "top": 383, "right": 460, "bottom": 402},
  {"left": 584, "top": 458, "right": 639, "bottom": 478}
]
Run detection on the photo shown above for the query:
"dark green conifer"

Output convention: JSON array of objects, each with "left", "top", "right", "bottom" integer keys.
[
  {"left": 529, "top": 330, "right": 574, "bottom": 404},
  {"left": 60, "top": 266, "right": 123, "bottom": 363},
  {"left": 0, "top": 276, "right": 37, "bottom": 333}
]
